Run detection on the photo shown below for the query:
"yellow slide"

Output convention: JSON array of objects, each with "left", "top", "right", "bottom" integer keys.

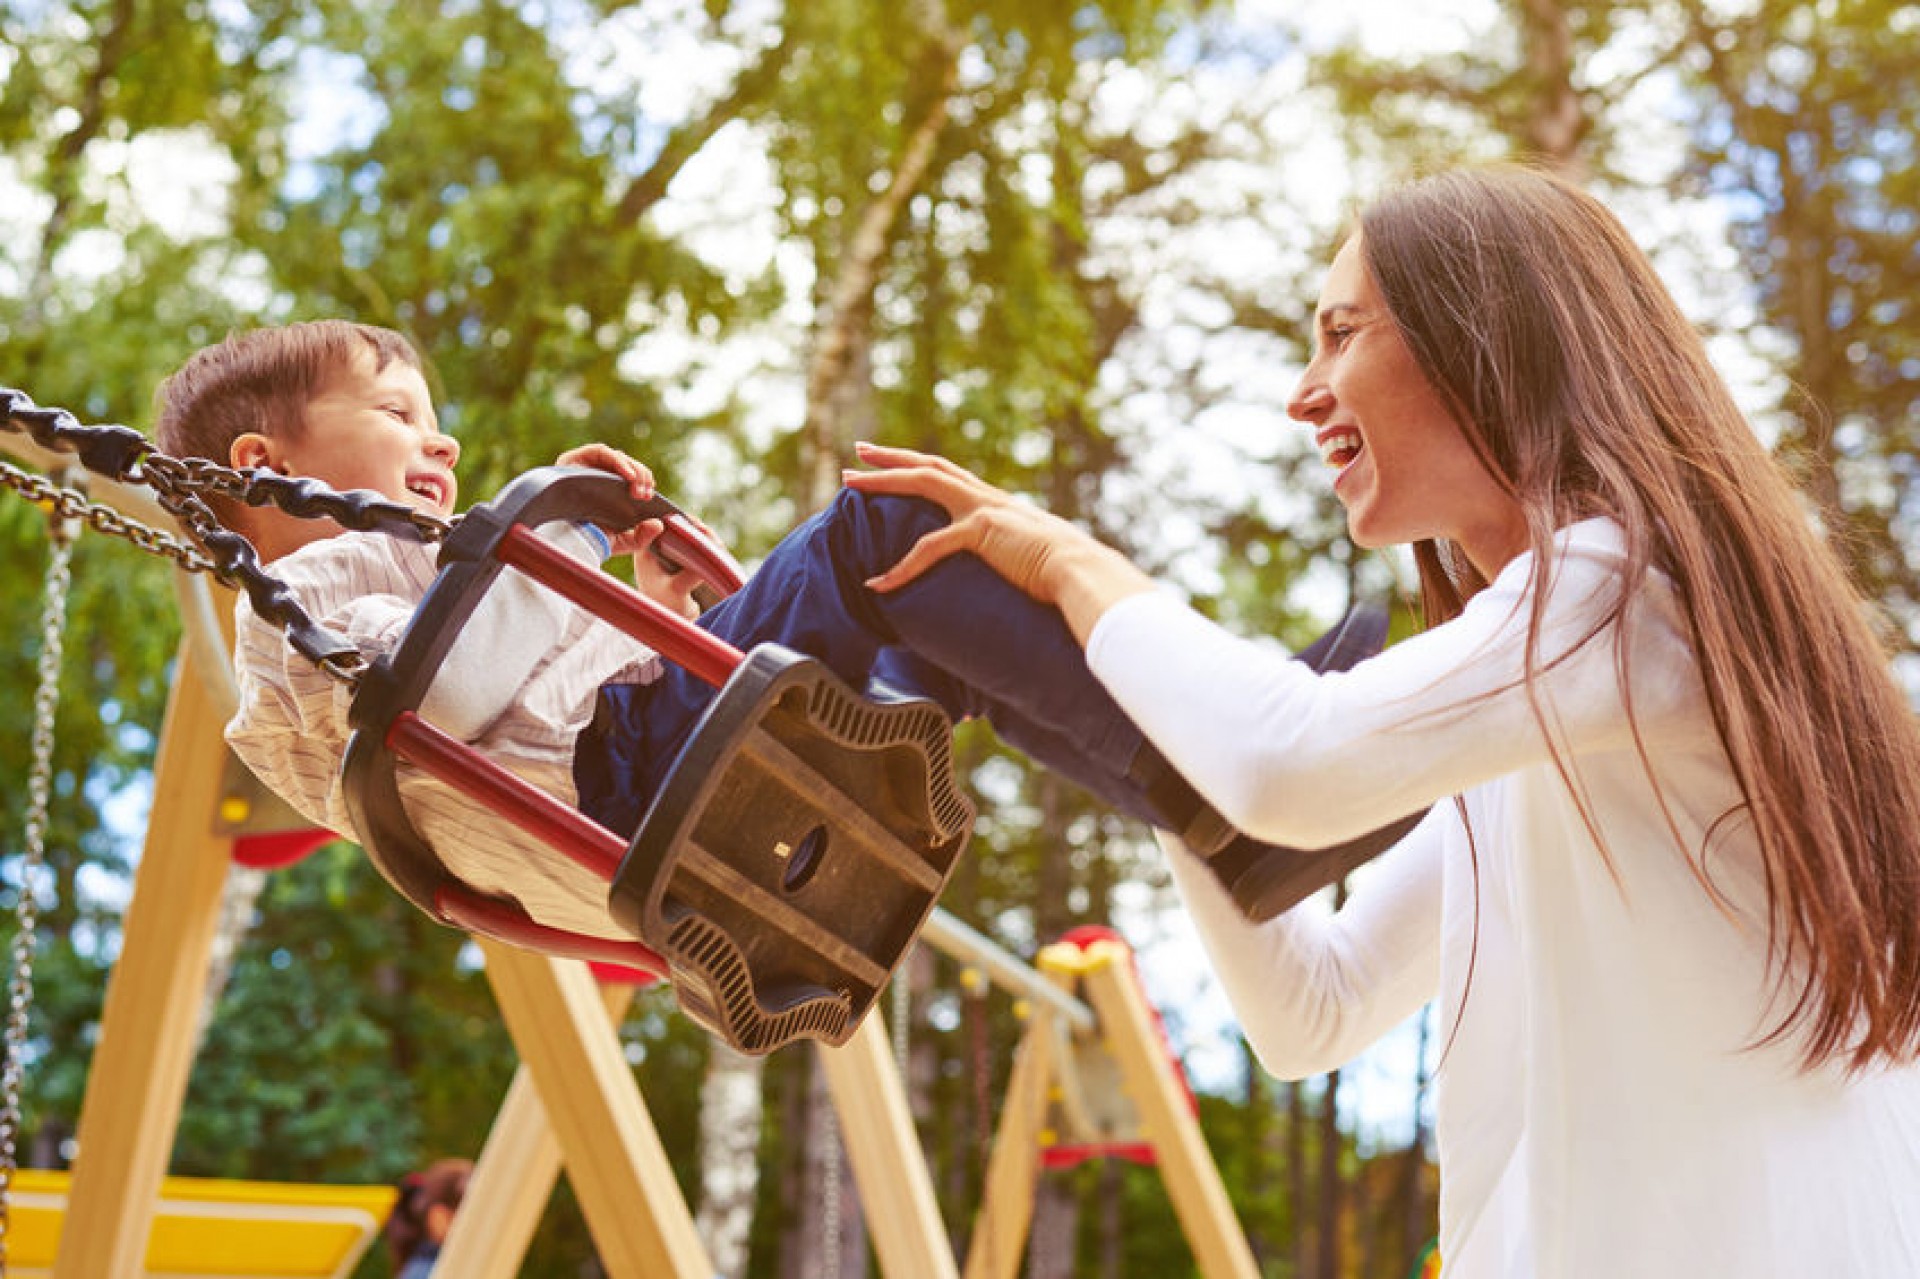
[{"left": 5, "top": 1169, "right": 397, "bottom": 1278}]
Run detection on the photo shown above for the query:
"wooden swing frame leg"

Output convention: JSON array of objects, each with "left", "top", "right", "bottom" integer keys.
[
  {"left": 467, "top": 941, "right": 712, "bottom": 1279},
  {"left": 430, "top": 979, "right": 641, "bottom": 1279},
  {"left": 1077, "top": 940, "right": 1259, "bottom": 1279},
  {"left": 817, "top": 1013, "right": 959, "bottom": 1279},
  {"left": 963, "top": 937, "right": 1261, "bottom": 1279},
  {"left": 56, "top": 639, "right": 237, "bottom": 1279}
]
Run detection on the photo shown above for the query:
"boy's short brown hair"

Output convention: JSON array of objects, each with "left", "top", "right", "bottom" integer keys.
[{"left": 153, "top": 320, "right": 422, "bottom": 465}]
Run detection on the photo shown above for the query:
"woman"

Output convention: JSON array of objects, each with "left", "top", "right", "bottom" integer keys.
[{"left": 847, "top": 165, "right": 1920, "bottom": 1276}]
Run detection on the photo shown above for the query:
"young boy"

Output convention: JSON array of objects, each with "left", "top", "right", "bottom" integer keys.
[{"left": 158, "top": 320, "right": 1393, "bottom": 940}]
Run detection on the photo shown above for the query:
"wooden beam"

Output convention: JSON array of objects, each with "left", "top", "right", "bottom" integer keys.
[
  {"left": 1076, "top": 941, "right": 1259, "bottom": 1279},
  {"left": 477, "top": 941, "right": 711, "bottom": 1279},
  {"left": 817, "top": 1013, "right": 957, "bottom": 1279},
  {"left": 434, "top": 980, "right": 640, "bottom": 1279},
  {"left": 56, "top": 639, "right": 238, "bottom": 1279}
]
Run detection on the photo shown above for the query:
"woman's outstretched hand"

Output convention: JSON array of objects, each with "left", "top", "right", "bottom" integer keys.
[{"left": 842, "top": 441, "right": 1156, "bottom": 644}]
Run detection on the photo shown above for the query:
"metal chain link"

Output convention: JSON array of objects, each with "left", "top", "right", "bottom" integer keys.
[
  {"left": 821, "top": 1091, "right": 842, "bottom": 1279},
  {"left": 892, "top": 955, "right": 911, "bottom": 1073},
  {"left": 2, "top": 385, "right": 461, "bottom": 687},
  {"left": 0, "top": 506, "right": 77, "bottom": 1271},
  {"left": 0, "top": 459, "right": 215, "bottom": 573}
]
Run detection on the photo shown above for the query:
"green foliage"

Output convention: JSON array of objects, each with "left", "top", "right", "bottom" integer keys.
[
  {"left": 1682, "top": 0, "right": 1920, "bottom": 637},
  {"left": 177, "top": 845, "right": 492, "bottom": 1179}
]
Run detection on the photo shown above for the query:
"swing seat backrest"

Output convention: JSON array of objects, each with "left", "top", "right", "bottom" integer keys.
[{"left": 342, "top": 467, "right": 705, "bottom": 974}]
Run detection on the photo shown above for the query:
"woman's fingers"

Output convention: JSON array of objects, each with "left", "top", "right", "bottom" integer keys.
[
  {"left": 845, "top": 442, "right": 1005, "bottom": 519},
  {"left": 841, "top": 459, "right": 973, "bottom": 506},
  {"left": 864, "top": 523, "right": 972, "bottom": 592}
]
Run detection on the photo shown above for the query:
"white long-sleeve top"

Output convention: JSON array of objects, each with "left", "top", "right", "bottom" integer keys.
[
  {"left": 228, "top": 525, "right": 662, "bottom": 939},
  {"left": 1087, "top": 519, "right": 1920, "bottom": 1278}
]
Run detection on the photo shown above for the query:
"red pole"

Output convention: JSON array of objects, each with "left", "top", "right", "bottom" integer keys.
[
  {"left": 493, "top": 525, "right": 744, "bottom": 689},
  {"left": 387, "top": 712, "right": 629, "bottom": 881}
]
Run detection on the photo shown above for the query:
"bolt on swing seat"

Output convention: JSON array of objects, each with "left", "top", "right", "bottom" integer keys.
[{"left": 341, "top": 467, "right": 974, "bottom": 1057}]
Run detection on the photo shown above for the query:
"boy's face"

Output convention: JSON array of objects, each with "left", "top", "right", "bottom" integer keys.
[
  {"left": 230, "top": 344, "right": 460, "bottom": 560},
  {"left": 281, "top": 347, "right": 459, "bottom": 513}
]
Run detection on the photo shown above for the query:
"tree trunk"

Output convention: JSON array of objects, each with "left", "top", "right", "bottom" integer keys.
[
  {"left": 1316, "top": 1069, "right": 1344, "bottom": 1279},
  {"left": 800, "top": 3, "right": 961, "bottom": 509},
  {"left": 1025, "top": 774, "right": 1082, "bottom": 1275},
  {"left": 1289, "top": 1078, "right": 1309, "bottom": 1276},
  {"left": 1402, "top": 1010, "right": 1435, "bottom": 1268},
  {"left": 789, "top": 1052, "right": 867, "bottom": 1279},
  {"left": 1096, "top": 1158, "right": 1124, "bottom": 1278},
  {"left": 775, "top": 1060, "right": 807, "bottom": 1279},
  {"left": 695, "top": 1045, "right": 765, "bottom": 1276},
  {"left": 1242, "top": 1044, "right": 1274, "bottom": 1270},
  {"left": 1515, "top": 0, "right": 1588, "bottom": 174},
  {"left": 1027, "top": 1174, "right": 1079, "bottom": 1279},
  {"left": 24, "top": 0, "right": 137, "bottom": 327}
]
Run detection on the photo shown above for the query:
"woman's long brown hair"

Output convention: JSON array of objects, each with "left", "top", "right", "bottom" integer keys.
[{"left": 1360, "top": 164, "right": 1920, "bottom": 1072}]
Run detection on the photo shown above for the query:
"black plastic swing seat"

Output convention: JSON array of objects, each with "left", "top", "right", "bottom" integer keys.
[
  {"left": 340, "top": 466, "right": 975, "bottom": 1057},
  {"left": 609, "top": 642, "right": 973, "bottom": 1054}
]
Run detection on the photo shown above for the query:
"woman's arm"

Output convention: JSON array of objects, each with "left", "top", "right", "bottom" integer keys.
[
  {"left": 1160, "top": 809, "right": 1446, "bottom": 1079},
  {"left": 1086, "top": 534, "right": 1685, "bottom": 847}
]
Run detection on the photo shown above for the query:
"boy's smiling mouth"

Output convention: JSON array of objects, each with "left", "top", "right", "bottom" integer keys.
[{"left": 407, "top": 474, "right": 451, "bottom": 508}]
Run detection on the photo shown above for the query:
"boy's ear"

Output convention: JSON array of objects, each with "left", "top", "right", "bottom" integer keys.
[{"left": 230, "top": 432, "right": 281, "bottom": 473}]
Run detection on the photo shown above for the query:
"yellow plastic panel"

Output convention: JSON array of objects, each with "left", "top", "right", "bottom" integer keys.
[{"left": 6, "top": 1169, "right": 397, "bottom": 1278}]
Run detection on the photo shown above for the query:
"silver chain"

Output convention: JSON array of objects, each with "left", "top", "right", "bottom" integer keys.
[
  {"left": 892, "top": 955, "right": 911, "bottom": 1073},
  {"left": 0, "top": 504, "right": 78, "bottom": 1271},
  {"left": 821, "top": 1088, "right": 842, "bottom": 1279},
  {"left": 0, "top": 458, "right": 216, "bottom": 573},
  {"left": 4, "top": 391, "right": 457, "bottom": 689}
]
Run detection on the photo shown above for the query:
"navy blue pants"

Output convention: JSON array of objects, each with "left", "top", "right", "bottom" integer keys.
[{"left": 573, "top": 489, "right": 1190, "bottom": 840}]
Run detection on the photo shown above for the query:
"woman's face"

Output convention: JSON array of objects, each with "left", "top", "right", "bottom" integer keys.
[{"left": 1288, "top": 234, "right": 1526, "bottom": 579}]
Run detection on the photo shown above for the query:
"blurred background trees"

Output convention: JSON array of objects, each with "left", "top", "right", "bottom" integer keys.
[{"left": 2, "top": 0, "right": 1913, "bottom": 1274}]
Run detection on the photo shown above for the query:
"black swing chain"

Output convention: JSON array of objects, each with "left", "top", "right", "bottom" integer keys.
[{"left": 1, "top": 386, "right": 460, "bottom": 687}]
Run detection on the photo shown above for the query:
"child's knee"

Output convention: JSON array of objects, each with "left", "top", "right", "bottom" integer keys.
[{"left": 826, "top": 488, "right": 948, "bottom": 558}]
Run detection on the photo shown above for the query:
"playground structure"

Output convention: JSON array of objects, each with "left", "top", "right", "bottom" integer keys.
[
  {"left": 1, "top": 406, "right": 1265, "bottom": 1278},
  {"left": 6, "top": 1171, "right": 395, "bottom": 1279}
]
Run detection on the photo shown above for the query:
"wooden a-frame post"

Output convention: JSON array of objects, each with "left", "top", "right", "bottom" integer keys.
[{"left": 963, "top": 934, "right": 1260, "bottom": 1279}]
